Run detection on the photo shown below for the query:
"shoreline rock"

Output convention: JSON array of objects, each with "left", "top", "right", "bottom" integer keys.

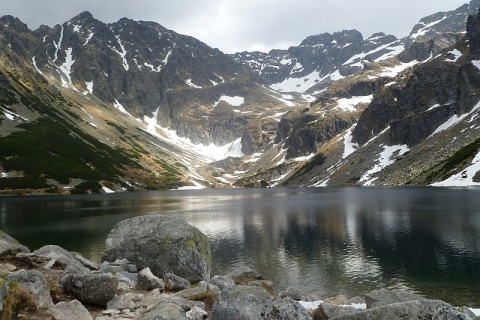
[{"left": 0, "top": 223, "right": 478, "bottom": 320}]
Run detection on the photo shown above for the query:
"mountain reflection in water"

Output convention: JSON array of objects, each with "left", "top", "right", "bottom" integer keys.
[{"left": 1, "top": 187, "right": 479, "bottom": 307}]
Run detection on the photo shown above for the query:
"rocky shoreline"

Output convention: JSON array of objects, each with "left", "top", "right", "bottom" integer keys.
[{"left": 0, "top": 214, "right": 478, "bottom": 320}]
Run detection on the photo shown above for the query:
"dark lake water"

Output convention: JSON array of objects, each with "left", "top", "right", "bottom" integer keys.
[{"left": 1, "top": 187, "right": 479, "bottom": 307}]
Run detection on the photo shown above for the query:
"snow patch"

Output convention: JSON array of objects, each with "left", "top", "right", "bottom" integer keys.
[
  {"left": 176, "top": 180, "right": 205, "bottom": 190},
  {"left": 216, "top": 96, "right": 245, "bottom": 107},
  {"left": 270, "top": 70, "right": 327, "bottom": 93},
  {"left": 102, "top": 186, "right": 115, "bottom": 193},
  {"left": 52, "top": 25, "right": 64, "bottom": 63},
  {"left": 343, "top": 126, "right": 358, "bottom": 159},
  {"left": 430, "top": 101, "right": 480, "bottom": 136},
  {"left": 58, "top": 48, "right": 75, "bottom": 87},
  {"left": 380, "top": 60, "right": 419, "bottom": 77},
  {"left": 446, "top": 49, "right": 462, "bottom": 62},
  {"left": 144, "top": 108, "right": 244, "bottom": 162},
  {"left": 186, "top": 79, "right": 202, "bottom": 89},
  {"left": 111, "top": 36, "right": 129, "bottom": 71},
  {"left": 410, "top": 17, "right": 447, "bottom": 39},
  {"left": 472, "top": 60, "right": 480, "bottom": 71},
  {"left": 361, "top": 144, "right": 410, "bottom": 185},
  {"left": 469, "top": 308, "right": 480, "bottom": 316},
  {"left": 432, "top": 151, "right": 480, "bottom": 187},
  {"left": 83, "top": 31, "right": 94, "bottom": 46},
  {"left": 330, "top": 70, "right": 344, "bottom": 81},
  {"left": 113, "top": 99, "right": 129, "bottom": 115},
  {"left": 427, "top": 104, "right": 441, "bottom": 111},
  {"left": 334, "top": 95, "right": 373, "bottom": 112},
  {"left": 84, "top": 81, "right": 93, "bottom": 95},
  {"left": 31, "top": 56, "right": 44, "bottom": 76}
]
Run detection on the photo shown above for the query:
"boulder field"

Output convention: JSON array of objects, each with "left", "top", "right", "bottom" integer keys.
[{"left": 0, "top": 215, "right": 478, "bottom": 320}]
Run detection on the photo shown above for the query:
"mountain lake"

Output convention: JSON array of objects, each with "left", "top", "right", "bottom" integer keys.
[{"left": 0, "top": 187, "right": 479, "bottom": 307}]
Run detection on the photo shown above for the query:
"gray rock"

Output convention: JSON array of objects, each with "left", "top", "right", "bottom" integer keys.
[
  {"left": 365, "top": 288, "right": 423, "bottom": 308},
  {"left": 138, "top": 268, "right": 165, "bottom": 291},
  {"left": 316, "top": 302, "right": 359, "bottom": 319},
  {"left": 186, "top": 306, "right": 208, "bottom": 320},
  {"left": 330, "top": 300, "right": 472, "bottom": 320},
  {"left": 174, "top": 281, "right": 210, "bottom": 300},
  {"left": 102, "top": 214, "right": 211, "bottom": 282},
  {"left": 115, "top": 271, "right": 138, "bottom": 288},
  {"left": 0, "top": 229, "right": 29, "bottom": 256},
  {"left": 0, "top": 280, "right": 10, "bottom": 313},
  {"left": 273, "top": 297, "right": 311, "bottom": 320},
  {"left": 7, "top": 269, "right": 54, "bottom": 308},
  {"left": 227, "top": 266, "right": 261, "bottom": 283},
  {"left": 209, "top": 275, "right": 234, "bottom": 291},
  {"left": 16, "top": 245, "right": 83, "bottom": 270},
  {"left": 46, "top": 299, "right": 93, "bottom": 320},
  {"left": 107, "top": 293, "right": 144, "bottom": 310},
  {"left": 211, "top": 284, "right": 309, "bottom": 320},
  {"left": 164, "top": 273, "right": 191, "bottom": 292},
  {"left": 280, "top": 287, "right": 303, "bottom": 301},
  {"left": 59, "top": 262, "right": 90, "bottom": 293},
  {"left": 73, "top": 252, "right": 99, "bottom": 270},
  {"left": 70, "top": 273, "right": 119, "bottom": 307},
  {"left": 117, "top": 282, "right": 130, "bottom": 294},
  {"left": 139, "top": 301, "right": 189, "bottom": 320}
]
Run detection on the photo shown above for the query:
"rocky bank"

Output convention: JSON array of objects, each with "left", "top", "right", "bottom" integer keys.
[{"left": 0, "top": 215, "right": 478, "bottom": 320}]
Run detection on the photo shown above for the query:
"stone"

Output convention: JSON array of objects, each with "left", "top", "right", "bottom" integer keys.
[
  {"left": 46, "top": 299, "right": 93, "bottom": 320},
  {"left": 0, "top": 229, "right": 29, "bottom": 257},
  {"left": 280, "top": 287, "right": 303, "bottom": 301},
  {"left": 316, "top": 302, "right": 359, "bottom": 319},
  {"left": 164, "top": 273, "right": 191, "bottom": 292},
  {"left": 227, "top": 266, "right": 261, "bottom": 284},
  {"left": 117, "top": 282, "right": 130, "bottom": 294},
  {"left": 7, "top": 269, "right": 54, "bottom": 308},
  {"left": 59, "top": 262, "right": 89, "bottom": 293},
  {"left": 174, "top": 281, "right": 210, "bottom": 300},
  {"left": 102, "top": 215, "right": 211, "bottom": 283},
  {"left": 138, "top": 268, "right": 165, "bottom": 291},
  {"left": 211, "top": 284, "right": 308, "bottom": 320},
  {"left": 115, "top": 271, "right": 138, "bottom": 288},
  {"left": 325, "top": 294, "right": 349, "bottom": 305},
  {"left": 106, "top": 293, "right": 144, "bottom": 310},
  {"left": 186, "top": 306, "right": 208, "bottom": 320},
  {"left": 139, "top": 301, "right": 189, "bottom": 320},
  {"left": 330, "top": 300, "right": 472, "bottom": 320},
  {"left": 70, "top": 273, "right": 119, "bottom": 307},
  {"left": 209, "top": 275, "right": 234, "bottom": 291},
  {"left": 73, "top": 252, "right": 99, "bottom": 270},
  {"left": 16, "top": 245, "right": 84, "bottom": 270},
  {"left": 365, "top": 288, "right": 423, "bottom": 308},
  {"left": 273, "top": 297, "right": 311, "bottom": 320},
  {"left": 0, "top": 262, "right": 17, "bottom": 277}
]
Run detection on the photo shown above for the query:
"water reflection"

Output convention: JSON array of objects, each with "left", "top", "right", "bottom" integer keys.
[{"left": 1, "top": 187, "right": 479, "bottom": 307}]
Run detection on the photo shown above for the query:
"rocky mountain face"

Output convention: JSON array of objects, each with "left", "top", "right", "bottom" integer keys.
[{"left": 1, "top": 1, "right": 480, "bottom": 194}]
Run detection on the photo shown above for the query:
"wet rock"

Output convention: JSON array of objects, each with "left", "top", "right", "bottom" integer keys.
[
  {"left": 102, "top": 214, "right": 211, "bottom": 282},
  {"left": 228, "top": 266, "right": 261, "bottom": 284},
  {"left": 0, "top": 229, "right": 29, "bottom": 257},
  {"left": 280, "top": 287, "right": 303, "bottom": 301},
  {"left": 46, "top": 299, "right": 93, "bottom": 320},
  {"left": 7, "top": 269, "right": 54, "bottom": 308},
  {"left": 211, "top": 284, "right": 309, "bottom": 320},
  {"left": 330, "top": 299, "right": 472, "bottom": 320},
  {"left": 138, "top": 267, "right": 165, "bottom": 291},
  {"left": 365, "top": 288, "right": 423, "bottom": 308}
]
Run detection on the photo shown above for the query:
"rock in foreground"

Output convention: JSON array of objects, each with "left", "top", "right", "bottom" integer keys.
[{"left": 102, "top": 214, "right": 211, "bottom": 282}]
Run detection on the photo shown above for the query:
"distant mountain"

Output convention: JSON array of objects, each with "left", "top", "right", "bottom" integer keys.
[{"left": 1, "top": 1, "right": 480, "bottom": 194}]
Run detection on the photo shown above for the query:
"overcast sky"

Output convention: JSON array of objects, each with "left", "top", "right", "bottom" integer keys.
[{"left": 0, "top": 0, "right": 469, "bottom": 53}]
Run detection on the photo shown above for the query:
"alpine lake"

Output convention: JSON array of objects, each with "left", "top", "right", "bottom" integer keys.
[{"left": 1, "top": 187, "right": 479, "bottom": 307}]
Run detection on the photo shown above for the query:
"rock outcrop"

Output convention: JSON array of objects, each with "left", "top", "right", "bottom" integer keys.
[{"left": 102, "top": 214, "right": 212, "bottom": 282}]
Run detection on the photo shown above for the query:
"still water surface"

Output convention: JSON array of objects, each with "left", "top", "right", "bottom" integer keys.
[{"left": 1, "top": 187, "right": 479, "bottom": 306}]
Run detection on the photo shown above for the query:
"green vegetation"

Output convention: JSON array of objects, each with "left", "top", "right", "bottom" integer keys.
[
  {"left": 1, "top": 282, "right": 36, "bottom": 320},
  {"left": 106, "top": 120, "right": 126, "bottom": 134}
]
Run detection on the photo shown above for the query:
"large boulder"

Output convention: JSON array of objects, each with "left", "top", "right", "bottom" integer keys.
[
  {"left": 365, "top": 288, "right": 423, "bottom": 308},
  {"left": 102, "top": 215, "right": 211, "bottom": 282},
  {"left": 0, "top": 229, "right": 29, "bottom": 256},
  {"left": 139, "top": 301, "right": 189, "bottom": 320},
  {"left": 69, "top": 273, "right": 118, "bottom": 307},
  {"left": 7, "top": 269, "right": 54, "bottom": 308},
  {"left": 211, "top": 285, "right": 309, "bottom": 320}
]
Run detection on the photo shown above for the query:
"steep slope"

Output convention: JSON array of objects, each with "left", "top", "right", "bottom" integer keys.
[{"left": 279, "top": 8, "right": 480, "bottom": 187}]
